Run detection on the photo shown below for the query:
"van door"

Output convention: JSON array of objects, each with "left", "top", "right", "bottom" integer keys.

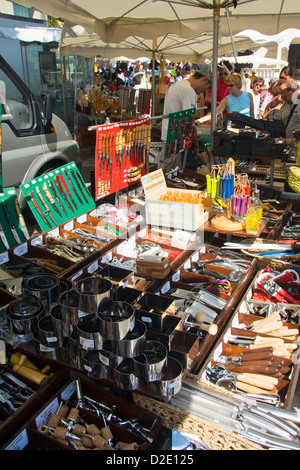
[{"left": 0, "top": 55, "right": 46, "bottom": 189}]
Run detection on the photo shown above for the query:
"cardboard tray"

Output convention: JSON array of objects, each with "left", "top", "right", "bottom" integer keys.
[{"left": 141, "top": 169, "right": 207, "bottom": 231}]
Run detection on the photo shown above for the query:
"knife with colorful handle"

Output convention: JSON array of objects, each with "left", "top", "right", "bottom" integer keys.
[
  {"left": 59, "top": 173, "right": 78, "bottom": 210},
  {"left": 42, "top": 182, "right": 62, "bottom": 217},
  {"left": 54, "top": 175, "right": 74, "bottom": 214}
]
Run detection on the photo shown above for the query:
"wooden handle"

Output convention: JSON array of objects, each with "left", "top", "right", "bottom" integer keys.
[
  {"left": 43, "top": 182, "right": 55, "bottom": 204},
  {"left": 252, "top": 312, "right": 281, "bottom": 331},
  {"left": 199, "top": 322, "right": 218, "bottom": 335},
  {"left": 235, "top": 381, "right": 276, "bottom": 395},
  {"left": 237, "top": 372, "right": 278, "bottom": 390}
]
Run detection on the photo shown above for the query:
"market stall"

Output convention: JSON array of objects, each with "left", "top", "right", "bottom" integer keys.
[{"left": 1, "top": 0, "right": 300, "bottom": 454}]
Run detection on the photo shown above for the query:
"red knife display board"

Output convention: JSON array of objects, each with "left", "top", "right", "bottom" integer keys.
[{"left": 95, "top": 117, "right": 150, "bottom": 201}]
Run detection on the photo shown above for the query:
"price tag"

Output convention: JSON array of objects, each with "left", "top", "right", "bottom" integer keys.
[
  {"left": 13, "top": 242, "right": 28, "bottom": 256},
  {"left": 0, "top": 251, "right": 9, "bottom": 265},
  {"left": 87, "top": 260, "right": 99, "bottom": 273},
  {"left": 161, "top": 281, "right": 170, "bottom": 294}
]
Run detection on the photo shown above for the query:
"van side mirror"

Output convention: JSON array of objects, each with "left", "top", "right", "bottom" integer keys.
[{"left": 41, "top": 93, "right": 52, "bottom": 127}]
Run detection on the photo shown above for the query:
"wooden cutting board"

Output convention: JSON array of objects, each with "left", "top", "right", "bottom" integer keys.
[{"left": 210, "top": 215, "right": 245, "bottom": 232}]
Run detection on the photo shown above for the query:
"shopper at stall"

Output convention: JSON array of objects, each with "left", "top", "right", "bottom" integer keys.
[
  {"left": 260, "top": 79, "right": 284, "bottom": 120},
  {"left": 205, "top": 64, "right": 232, "bottom": 112},
  {"left": 243, "top": 73, "right": 251, "bottom": 91},
  {"left": 160, "top": 64, "right": 212, "bottom": 169},
  {"left": 197, "top": 73, "right": 254, "bottom": 125},
  {"left": 279, "top": 65, "right": 294, "bottom": 80},
  {"left": 278, "top": 78, "right": 300, "bottom": 139},
  {"left": 250, "top": 76, "right": 264, "bottom": 118},
  {"left": 259, "top": 77, "right": 277, "bottom": 118}
]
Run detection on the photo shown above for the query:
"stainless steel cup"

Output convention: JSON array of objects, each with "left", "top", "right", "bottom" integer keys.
[
  {"left": 75, "top": 277, "right": 112, "bottom": 317},
  {"left": 6, "top": 295, "right": 45, "bottom": 336}
]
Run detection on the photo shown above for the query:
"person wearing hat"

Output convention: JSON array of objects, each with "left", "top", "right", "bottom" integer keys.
[{"left": 160, "top": 64, "right": 212, "bottom": 169}]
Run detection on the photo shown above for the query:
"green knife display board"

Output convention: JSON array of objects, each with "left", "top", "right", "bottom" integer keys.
[
  {"left": 0, "top": 106, "right": 3, "bottom": 193},
  {"left": 164, "top": 107, "right": 195, "bottom": 160},
  {"left": 0, "top": 188, "right": 29, "bottom": 252},
  {"left": 21, "top": 162, "right": 95, "bottom": 232}
]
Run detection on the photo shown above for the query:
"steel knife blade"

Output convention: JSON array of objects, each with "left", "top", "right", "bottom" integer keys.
[
  {"left": 42, "top": 182, "right": 62, "bottom": 217},
  {"left": 48, "top": 180, "right": 67, "bottom": 216},
  {"left": 0, "top": 222, "right": 10, "bottom": 249},
  {"left": 1, "top": 200, "right": 21, "bottom": 244},
  {"left": 14, "top": 197, "right": 30, "bottom": 240},
  {"left": 29, "top": 191, "right": 52, "bottom": 228},
  {"left": 70, "top": 169, "right": 88, "bottom": 204},
  {"left": 36, "top": 187, "right": 57, "bottom": 226},
  {"left": 63, "top": 171, "right": 83, "bottom": 205}
]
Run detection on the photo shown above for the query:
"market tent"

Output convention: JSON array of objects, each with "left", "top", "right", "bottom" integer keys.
[
  {"left": 14, "top": 0, "right": 300, "bottom": 132},
  {"left": 12, "top": 1, "right": 300, "bottom": 41},
  {"left": 59, "top": 27, "right": 263, "bottom": 62}
]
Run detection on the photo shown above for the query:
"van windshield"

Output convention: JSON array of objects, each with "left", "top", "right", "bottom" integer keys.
[{"left": 0, "top": 66, "right": 33, "bottom": 130}]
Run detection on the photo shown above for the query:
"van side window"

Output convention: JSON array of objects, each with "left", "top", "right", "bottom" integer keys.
[{"left": 0, "top": 67, "right": 33, "bottom": 130}]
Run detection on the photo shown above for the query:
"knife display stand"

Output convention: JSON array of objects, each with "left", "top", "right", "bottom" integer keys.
[
  {"left": 164, "top": 107, "right": 195, "bottom": 160},
  {"left": 20, "top": 162, "right": 95, "bottom": 232},
  {"left": 95, "top": 117, "right": 150, "bottom": 201},
  {"left": 0, "top": 188, "right": 29, "bottom": 251}
]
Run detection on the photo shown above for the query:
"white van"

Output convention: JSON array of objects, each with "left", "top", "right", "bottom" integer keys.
[{"left": 0, "top": 55, "right": 81, "bottom": 208}]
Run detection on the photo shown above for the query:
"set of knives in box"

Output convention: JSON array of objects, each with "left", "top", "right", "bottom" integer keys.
[{"left": 20, "top": 162, "right": 95, "bottom": 233}]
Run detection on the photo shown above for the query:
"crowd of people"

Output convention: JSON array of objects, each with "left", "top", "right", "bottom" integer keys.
[{"left": 94, "top": 59, "right": 300, "bottom": 144}]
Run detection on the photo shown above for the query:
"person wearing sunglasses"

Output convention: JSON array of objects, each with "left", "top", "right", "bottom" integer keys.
[{"left": 197, "top": 73, "right": 254, "bottom": 124}]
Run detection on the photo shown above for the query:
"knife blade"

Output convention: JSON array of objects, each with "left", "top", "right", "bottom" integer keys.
[
  {"left": 0, "top": 221, "right": 10, "bottom": 249},
  {"left": 54, "top": 175, "right": 74, "bottom": 214},
  {"left": 36, "top": 187, "right": 57, "bottom": 226},
  {"left": 72, "top": 168, "right": 92, "bottom": 201},
  {"left": 42, "top": 182, "right": 62, "bottom": 217},
  {"left": 48, "top": 180, "right": 68, "bottom": 216},
  {"left": 14, "top": 197, "right": 30, "bottom": 240},
  {"left": 63, "top": 170, "right": 83, "bottom": 206},
  {"left": 70, "top": 169, "right": 88, "bottom": 204},
  {"left": 1, "top": 200, "right": 21, "bottom": 244},
  {"left": 59, "top": 173, "right": 78, "bottom": 210},
  {"left": 29, "top": 191, "right": 52, "bottom": 229}
]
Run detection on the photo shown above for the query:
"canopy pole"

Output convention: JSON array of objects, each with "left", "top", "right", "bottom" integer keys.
[
  {"left": 225, "top": 6, "right": 237, "bottom": 63},
  {"left": 210, "top": 1, "right": 220, "bottom": 166},
  {"left": 152, "top": 39, "right": 156, "bottom": 117}
]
